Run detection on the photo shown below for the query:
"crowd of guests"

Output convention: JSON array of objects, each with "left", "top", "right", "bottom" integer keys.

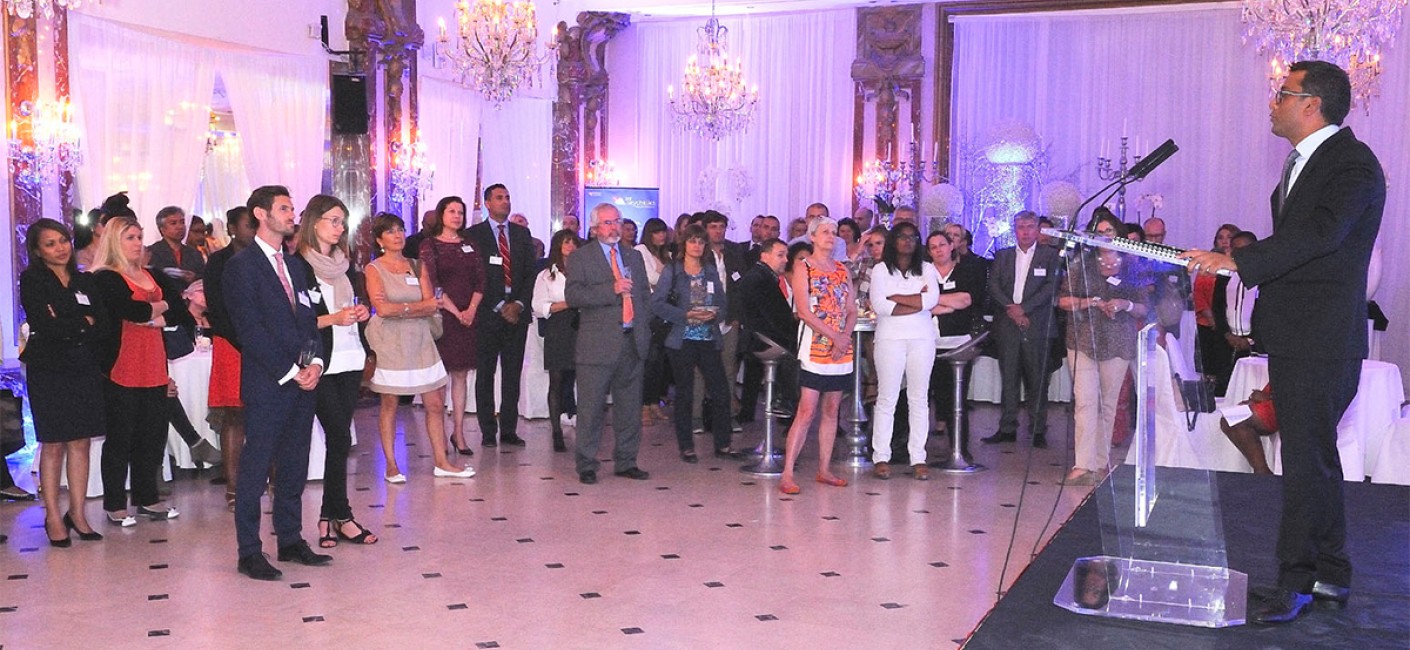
[{"left": 8, "top": 180, "right": 1266, "bottom": 576}]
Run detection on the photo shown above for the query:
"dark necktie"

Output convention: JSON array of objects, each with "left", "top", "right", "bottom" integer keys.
[
  {"left": 497, "top": 224, "right": 512, "bottom": 289},
  {"left": 1277, "top": 150, "right": 1300, "bottom": 210}
]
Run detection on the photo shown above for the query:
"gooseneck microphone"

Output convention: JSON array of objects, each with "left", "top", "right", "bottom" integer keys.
[{"left": 1126, "top": 139, "right": 1179, "bottom": 181}]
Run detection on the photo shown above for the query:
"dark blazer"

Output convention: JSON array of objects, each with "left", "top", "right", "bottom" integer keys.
[
  {"left": 222, "top": 242, "right": 324, "bottom": 397},
  {"left": 464, "top": 218, "right": 537, "bottom": 316},
  {"left": 649, "top": 260, "right": 729, "bottom": 351},
  {"left": 1234, "top": 127, "right": 1385, "bottom": 360},
  {"left": 986, "top": 244, "right": 1062, "bottom": 338},
  {"left": 146, "top": 239, "right": 205, "bottom": 284},
  {"left": 709, "top": 242, "right": 749, "bottom": 323},
  {"left": 936, "top": 256, "right": 990, "bottom": 337},
  {"left": 735, "top": 262, "right": 796, "bottom": 353},
  {"left": 18, "top": 266, "right": 104, "bottom": 365},
  {"left": 92, "top": 267, "right": 190, "bottom": 374},
  {"left": 204, "top": 244, "right": 240, "bottom": 349},
  {"left": 295, "top": 254, "right": 370, "bottom": 362},
  {"left": 566, "top": 242, "right": 652, "bottom": 364}
]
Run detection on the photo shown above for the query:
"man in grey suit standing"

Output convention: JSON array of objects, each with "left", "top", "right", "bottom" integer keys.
[
  {"left": 567, "top": 203, "right": 653, "bottom": 484},
  {"left": 983, "top": 211, "right": 1061, "bottom": 448}
]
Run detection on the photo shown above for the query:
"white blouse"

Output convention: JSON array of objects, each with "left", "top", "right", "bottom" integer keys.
[
  {"left": 869, "top": 261, "right": 941, "bottom": 342},
  {"left": 532, "top": 265, "right": 567, "bottom": 320},
  {"left": 635, "top": 244, "right": 666, "bottom": 289},
  {"left": 316, "top": 275, "right": 367, "bottom": 375}
]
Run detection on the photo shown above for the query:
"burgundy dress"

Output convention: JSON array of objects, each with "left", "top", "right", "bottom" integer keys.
[{"left": 420, "top": 237, "right": 485, "bottom": 371}]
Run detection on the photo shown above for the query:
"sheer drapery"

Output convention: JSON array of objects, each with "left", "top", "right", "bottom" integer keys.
[
  {"left": 951, "top": 3, "right": 1409, "bottom": 379},
  {"left": 610, "top": 9, "right": 856, "bottom": 231},
  {"left": 71, "top": 14, "right": 216, "bottom": 240},
  {"left": 195, "top": 135, "right": 251, "bottom": 222},
  {"left": 418, "top": 77, "right": 485, "bottom": 213},
  {"left": 217, "top": 51, "right": 329, "bottom": 210},
  {"left": 480, "top": 98, "right": 552, "bottom": 233}
]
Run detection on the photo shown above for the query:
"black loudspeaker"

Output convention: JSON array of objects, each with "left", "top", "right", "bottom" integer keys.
[{"left": 331, "top": 74, "right": 368, "bottom": 135}]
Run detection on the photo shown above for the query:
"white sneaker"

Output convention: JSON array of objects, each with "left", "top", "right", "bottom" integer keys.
[{"left": 433, "top": 466, "right": 476, "bottom": 478}]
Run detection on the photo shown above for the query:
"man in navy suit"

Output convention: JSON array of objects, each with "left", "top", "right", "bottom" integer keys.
[
  {"left": 1183, "top": 61, "right": 1384, "bottom": 624},
  {"left": 224, "top": 185, "right": 329, "bottom": 581}
]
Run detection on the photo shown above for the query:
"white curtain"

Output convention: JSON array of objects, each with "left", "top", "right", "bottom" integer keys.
[
  {"left": 951, "top": 3, "right": 1410, "bottom": 377},
  {"left": 71, "top": 14, "right": 217, "bottom": 240},
  {"left": 217, "top": 51, "right": 329, "bottom": 212},
  {"left": 195, "top": 135, "right": 252, "bottom": 222},
  {"left": 418, "top": 77, "right": 485, "bottom": 213},
  {"left": 480, "top": 98, "right": 553, "bottom": 233},
  {"left": 611, "top": 9, "right": 856, "bottom": 234}
]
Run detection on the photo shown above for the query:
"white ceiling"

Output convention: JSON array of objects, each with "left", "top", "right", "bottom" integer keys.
[{"left": 555, "top": 0, "right": 922, "bottom": 20}]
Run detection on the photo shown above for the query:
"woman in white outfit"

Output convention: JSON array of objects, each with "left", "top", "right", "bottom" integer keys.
[{"left": 867, "top": 221, "right": 940, "bottom": 480}]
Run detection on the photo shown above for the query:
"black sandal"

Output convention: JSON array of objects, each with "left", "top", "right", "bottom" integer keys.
[
  {"left": 335, "top": 518, "right": 378, "bottom": 545},
  {"left": 318, "top": 518, "right": 338, "bottom": 548}
]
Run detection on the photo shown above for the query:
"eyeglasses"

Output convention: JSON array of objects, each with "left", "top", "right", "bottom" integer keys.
[
  {"left": 598, "top": 219, "right": 620, "bottom": 227},
  {"left": 1274, "top": 89, "right": 1316, "bottom": 103},
  {"left": 322, "top": 218, "right": 347, "bottom": 228}
]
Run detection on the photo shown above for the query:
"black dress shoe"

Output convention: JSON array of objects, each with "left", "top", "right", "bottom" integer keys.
[
  {"left": 277, "top": 541, "right": 333, "bottom": 566},
  {"left": 1032, "top": 434, "right": 1048, "bottom": 449},
  {"left": 614, "top": 467, "right": 651, "bottom": 480},
  {"left": 681, "top": 451, "right": 699, "bottom": 464},
  {"left": 1251, "top": 588, "right": 1313, "bottom": 624},
  {"left": 981, "top": 432, "right": 1016, "bottom": 444},
  {"left": 482, "top": 438, "right": 498, "bottom": 448},
  {"left": 714, "top": 448, "right": 745, "bottom": 460},
  {"left": 552, "top": 435, "right": 568, "bottom": 453},
  {"left": 1311, "top": 581, "right": 1350, "bottom": 609},
  {"left": 579, "top": 471, "right": 597, "bottom": 485},
  {"left": 238, "top": 553, "right": 283, "bottom": 581},
  {"left": 502, "top": 435, "right": 528, "bottom": 447}
]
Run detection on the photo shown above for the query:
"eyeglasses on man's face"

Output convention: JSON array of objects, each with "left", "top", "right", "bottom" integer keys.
[{"left": 1273, "top": 89, "right": 1315, "bottom": 104}]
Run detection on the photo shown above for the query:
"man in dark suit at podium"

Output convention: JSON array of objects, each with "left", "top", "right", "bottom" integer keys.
[
  {"left": 223, "top": 185, "right": 328, "bottom": 580},
  {"left": 464, "top": 184, "right": 537, "bottom": 447},
  {"left": 1182, "top": 60, "right": 1385, "bottom": 624}
]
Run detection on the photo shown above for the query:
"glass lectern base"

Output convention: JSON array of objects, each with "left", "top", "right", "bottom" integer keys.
[{"left": 1054, "top": 556, "right": 1247, "bottom": 628}]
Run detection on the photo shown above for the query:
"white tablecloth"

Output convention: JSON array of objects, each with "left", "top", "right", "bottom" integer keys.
[
  {"left": 968, "top": 355, "right": 1073, "bottom": 404},
  {"left": 432, "top": 330, "right": 551, "bottom": 419}
]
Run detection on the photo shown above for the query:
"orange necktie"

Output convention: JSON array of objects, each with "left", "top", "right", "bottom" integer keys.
[{"left": 609, "top": 246, "right": 634, "bottom": 326}]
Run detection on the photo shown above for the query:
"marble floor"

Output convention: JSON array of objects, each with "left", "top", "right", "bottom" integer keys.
[{"left": 0, "top": 400, "right": 1107, "bottom": 649}]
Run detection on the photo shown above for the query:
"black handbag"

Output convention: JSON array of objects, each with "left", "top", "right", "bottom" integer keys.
[{"left": 1178, "top": 376, "right": 1217, "bottom": 431}]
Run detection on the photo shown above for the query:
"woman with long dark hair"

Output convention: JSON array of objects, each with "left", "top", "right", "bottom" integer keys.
[
  {"left": 418, "top": 196, "right": 485, "bottom": 455},
  {"left": 532, "top": 229, "right": 582, "bottom": 452},
  {"left": 636, "top": 217, "right": 673, "bottom": 423},
  {"left": 296, "top": 195, "right": 378, "bottom": 546},
  {"left": 1194, "top": 223, "right": 1242, "bottom": 395},
  {"left": 20, "top": 219, "right": 107, "bottom": 545}
]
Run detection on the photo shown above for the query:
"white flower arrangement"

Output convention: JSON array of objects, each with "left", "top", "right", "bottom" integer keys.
[
  {"left": 982, "top": 120, "right": 1041, "bottom": 165},
  {"left": 921, "top": 183, "right": 965, "bottom": 218},
  {"left": 1138, "top": 193, "right": 1164, "bottom": 217},
  {"left": 1040, "top": 181, "right": 1083, "bottom": 217}
]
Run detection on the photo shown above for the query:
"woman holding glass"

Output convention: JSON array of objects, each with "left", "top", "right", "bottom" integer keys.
[
  {"left": 650, "top": 225, "right": 738, "bottom": 463},
  {"left": 418, "top": 196, "right": 485, "bottom": 456},
  {"left": 296, "top": 195, "right": 377, "bottom": 546},
  {"left": 364, "top": 213, "right": 471, "bottom": 482},
  {"left": 20, "top": 218, "right": 107, "bottom": 545},
  {"left": 778, "top": 218, "right": 856, "bottom": 494}
]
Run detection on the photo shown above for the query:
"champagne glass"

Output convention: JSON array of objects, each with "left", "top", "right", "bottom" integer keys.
[{"left": 297, "top": 339, "right": 318, "bottom": 368}]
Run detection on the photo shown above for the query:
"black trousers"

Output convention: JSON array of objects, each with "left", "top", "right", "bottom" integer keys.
[
  {"left": 643, "top": 338, "right": 671, "bottom": 406},
  {"left": 475, "top": 315, "right": 529, "bottom": 441},
  {"left": 1271, "top": 355, "right": 1360, "bottom": 591},
  {"left": 167, "top": 395, "right": 201, "bottom": 447},
  {"left": 314, "top": 371, "right": 361, "bottom": 521},
  {"left": 667, "top": 340, "right": 732, "bottom": 453},
  {"left": 101, "top": 383, "right": 168, "bottom": 512}
]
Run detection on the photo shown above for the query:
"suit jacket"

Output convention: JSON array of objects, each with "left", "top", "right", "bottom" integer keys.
[
  {"left": 712, "top": 242, "right": 750, "bottom": 323},
  {"left": 1233, "top": 127, "right": 1384, "bottom": 360},
  {"left": 736, "top": 262, "right": 797, "bottom": 353},
  {"left": 222, "top": 241, "right": 324, "bottom": 400},
  {"left": 204, "top": 243, "right": 240, "bottom": 348},
  {"left": 566, "top": 242, "right": 651, "bottom": 365},
  {"left": 464, "top": 218, "right": 537, "bottom": 317},
  {"left": 18, "top": 266, "right": 105, "bottom": 365},
  {"left": 147, "top": 239, "right": 206, "bottom": 285},
  {"left": 986, "top": 244, "right": 1061, "bottom": 338}
]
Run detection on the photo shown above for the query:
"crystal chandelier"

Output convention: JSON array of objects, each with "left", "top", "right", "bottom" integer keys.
[
  {"left": 1241, "top": 0, "right": 1409, "bottom": 110},
  {"left": 7, "top": 99, "right": 83, "bottom": 190},
  {"left": 3, "top": 0, "right": 88, "bottom": 20},
  {"left": 388, "top": 139, "right": 434, "bottom": 207},
  {"left": 666, "top": 1, "right": 759, "bottom": 140},
  {"left": 436, "top": 0, "right": 557, "bottom": 107}
]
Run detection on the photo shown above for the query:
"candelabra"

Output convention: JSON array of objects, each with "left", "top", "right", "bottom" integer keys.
[
  {"left": 3, "top": 0, "right": 88, "bottom": 20},
  {"left": 854, "top": 141, "right": 942, "bottom": 223},
  {"left": 1095, "top": 136, "right": 1144, "bottom": 221},
  {"left": 388, "top": 140, "right": 434, "bottom": 207},
  {"left": 7, "top": 99, "right": 83, "bottom": 191},
  {"left": 435, "top": 0, "right": 558, "bottom": 107}
]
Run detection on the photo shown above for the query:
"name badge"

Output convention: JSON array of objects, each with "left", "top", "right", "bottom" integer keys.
[
  {"left": 298, "top": 292, "right": 312, "bottom": 307},
  {"left": 488, "top": 255, "right": 504, "bottom": 266},
  {"left": 406, "top": 277, "right": 420, "bottom": 286},
  {"left": 307, "top": 289, "right": 322, "bottom": 304},
  {"left": 707, "top": 282, "right": 715, "bottom": 295},
  {"left": 731, "top": 271, "right": 741, "bottom": 282},
  {"left": 1106, "top": 276, "right": 1123, "bottom": 286},
  {"left": 461, "top": 245, "right": 475, "bottom": 254},
  {"left": 162, "top": 326, "right": 178, "bottom": 332},
  {"left": 1033, "top": 268, "right": 1047, "bottom": 277},
  {"left": 942, "top": 281, "right": 956, "bottom": 291},
  {"left": 74, "top": 291, "right": 91, "bottom": 305}
]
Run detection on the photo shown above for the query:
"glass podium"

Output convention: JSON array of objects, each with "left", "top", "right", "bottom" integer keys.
[{"left": 1053, "top": 324, "right": 1247, "bottom": 627}]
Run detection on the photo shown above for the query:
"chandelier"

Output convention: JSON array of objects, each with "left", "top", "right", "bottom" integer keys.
[
  {"left": 666, "top": 2, "right": 759, "bottom": 140},
  {"left": 7, "top": 99, "right": 83, "bottom": 190},
  {"left": 1241, "top": 0, "right": 1409, "bottom": 110},
  {"left": 388, "top": 139, "right": 434, "bottom": 207},
  {"left": 3, "top": 0, "right": 87, "bottom": 20},
  {"left": 436, "top": 0, "right": 557, "bottom": 107}
]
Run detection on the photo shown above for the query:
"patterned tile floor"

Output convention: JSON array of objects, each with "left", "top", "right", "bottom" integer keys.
[{"left": 0, "top": 401, "right": 1105, "bottom": 649}]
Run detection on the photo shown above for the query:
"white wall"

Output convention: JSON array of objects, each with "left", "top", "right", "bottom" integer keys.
[{"left": 81, "top": 0, "right": 344, "bottom": 56}]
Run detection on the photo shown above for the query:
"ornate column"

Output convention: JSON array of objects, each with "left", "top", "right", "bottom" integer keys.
[
  {"left": 550, "top": 12, "right": 629, "bottom": 224},
  {"left": 851, "top": 6, "right": 925, "bottom": 213},
  {"left": 6, "top": 10, "right": 41, "bottom": 338}
]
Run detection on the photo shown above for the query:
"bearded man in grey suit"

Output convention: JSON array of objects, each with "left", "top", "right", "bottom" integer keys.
[{"left": 566, "top": 203, "right": 654, "bottom": 485}]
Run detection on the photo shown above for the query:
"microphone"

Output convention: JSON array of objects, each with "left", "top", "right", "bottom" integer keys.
[{"left": 1126, "top": 139, "right": 1179, "bottom": 181}]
